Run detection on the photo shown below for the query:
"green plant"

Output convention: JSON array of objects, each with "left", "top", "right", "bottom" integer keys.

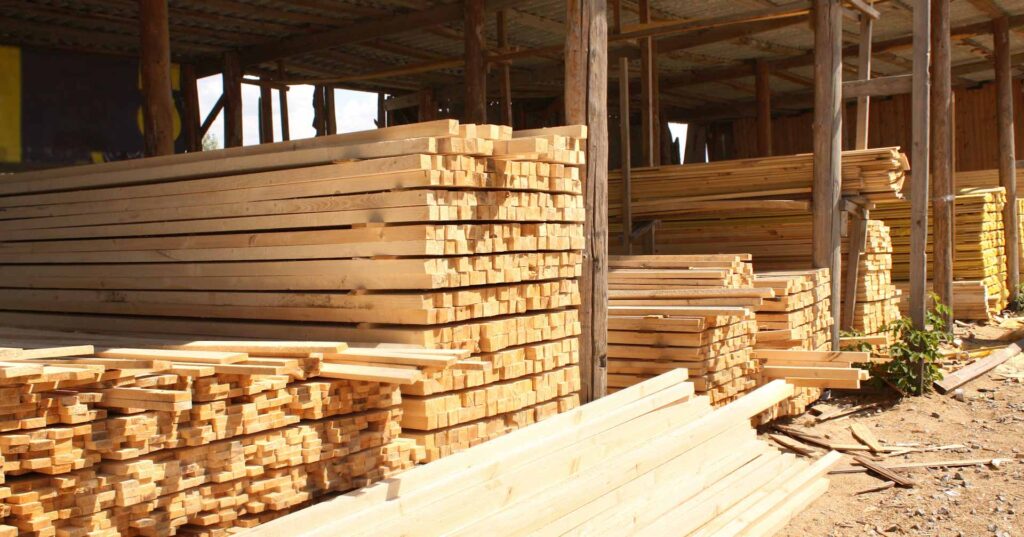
[
  {"left": 1009, "top": 283, "right": 1024, "bottom": 312},
  {"left": 839, "top": 329, "right": 873, "bottom": 354},
  {"left": 878, "top": 295, "right": 951, "bottom": 396}
]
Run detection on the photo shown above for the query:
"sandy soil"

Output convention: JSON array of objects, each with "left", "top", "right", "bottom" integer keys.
[{"left": 780, "top": 321, "right": 1024, "bottom": 537}]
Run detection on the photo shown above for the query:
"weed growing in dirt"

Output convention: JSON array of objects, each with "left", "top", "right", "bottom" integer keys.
[{"left": 880, "top": 296, "right": 951, "bottom": 395}]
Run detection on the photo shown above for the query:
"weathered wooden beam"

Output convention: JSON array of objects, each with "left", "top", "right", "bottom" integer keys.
[
  {"left": 259, "top": 79, "right": 274, "bottom": 144},
  {"left": 932, "top": 0, "right": 954, "bottom": 322},
  {"left": 639, "top": 0, "right": 658, "bottom": 166},
  {"left": 139, "top": 0, "right": 175, "bottom": 157},
  {"left": 324, "top": 86, "right": 337, "bottom": 135},
  {"left": 813, "top": 0, "right": 843, "bottom": 349},
  {"left": 222, "top": 50, "right": 243, "bottom": 148},
  {"left": 756, "top": 59, "right": 773, "bottom": 156},
  {"left": 909, "top": 0, "right": 931, "bottom": 332},
  {"left": 464, "top": 0, "right": 488, "bottom": 124},
  {"left": 847, "top": 0, "right": 880, "bottom": 19},
  {"left": 843, "top": 74, "right": 912, "bottom": 98},
  {"left": 854, "top": 6, "right": 873, "bottom": 150},
  {"left": 842, "top": 208, "right": 868, "bottom": 330},
  {"left": 199, "top": 94, "right": 224, "bottom": 138},
  {"left": 996, "top": 15, "right": 1020, "bottom": 299},
  {"left": 277, "top": 61, "right": 290, "bottom": 141},
  {"left": 619, "top": 56, "right": 632, "bottom": 253},
  {"left": 181, "top": 63, "right": 201, "bottom": 153},
  {"left": 565, "top": 0, "right": 587, "bottom": 125},
  {"left": 497, "top": 10, "right": 513, "bottom": 127}
]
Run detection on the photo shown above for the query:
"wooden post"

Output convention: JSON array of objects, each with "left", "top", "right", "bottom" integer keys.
[
  {"left": 377, "top": 92, "right": 387, "bottom": 128},
  {"left": 181, "top": 64, "right": 200, "bottom": 152},
  {"left": 418, "top": 89, "right": 436, "bottom": 122},
  {"left": 683, "top": 124, "right": 707, "bottom": 164},
  {"left": 619, "top": 56, "right": 632, "bottom": 254},
  {"left": 996, "top": 15, "right": 1020, "bottom": 301},
  {"left": 464, "top": 0, "right": 487, "bottom": 124},
  {"left": 854, "top": 4, "right": 873, "bottom": 150},
  {"left": 638, "top": 0, "right": 658, "bottom": 166},
  {"left": 755, "top": 59, "right": 772, "bottom": 157},
  {"left": 312, "top": 85, "right": 326, "bottom": 136},
  {"left": 842, "top": 207, "right": 868, "bottom": 331},
  {"left": 565, "top": 0, "right": 608, "bottom": 401},
  {"left": 325, "top": 87, "right": 337, "bottom": 135},
  {"left": 931, "top": 0, "right": 953, "bottom": 322},
  {"left": 259, "top": 80, "right": 273, "bottom": 144},
  {"left": 497, "top": 10, "right": 513, "bottom": 127},
  {"left": 277, "top": 61, "right": 290, "bottom": 141},
  {"left": 139, "top": 0, "right": 175, "bottom": 156},
  {"left": 909, "top": 0, "right": 931, "bottom": 331},
  {"left": 812, "top": 0, "right": 843, "bottom": 349},
  {"left": 222, "top": 50, "right": 243, "bottom": 148}
]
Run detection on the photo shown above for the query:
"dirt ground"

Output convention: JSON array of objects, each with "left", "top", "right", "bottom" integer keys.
[{"left": 781, "top": 320, "right": 1024, "bottom": 537}]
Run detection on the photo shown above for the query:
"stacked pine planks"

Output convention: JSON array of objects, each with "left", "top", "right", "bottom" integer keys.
[
  {"left": 608, "top": 147, "right": 909, "bottom": 223},
  {"left": 607, "top": 255, "right": 763, "bottom": 406},
  {"left": 753, "top": 269, "right": 833, "bottom": 352},
  {"left": 753, "top": 349, "right": 872, "bottom": 424},
  {"left": 0, "top": 120, "right": 587, "bottom": 462},
  {"left": 244, "top": 372, "right": 843, "bottom": 537},
  {"left": 842, "top": 220, "right": 902, "bottom": 338},
  {"left": 874, "top": 187, "right": 1009, "bottom": 319},
  {"left": 0, "top": 327, "right": 444, "bottom": 536}
]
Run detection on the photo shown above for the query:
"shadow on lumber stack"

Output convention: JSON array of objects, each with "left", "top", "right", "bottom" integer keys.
[
  {"left": 0, "top": 327, "right": 450, "bottom": 536},
  {"left": 0, "top": 120, "right": 588, "bottom": 463},
  {"left": 242, "top": 372, "right": 843, "bottom": 537}
]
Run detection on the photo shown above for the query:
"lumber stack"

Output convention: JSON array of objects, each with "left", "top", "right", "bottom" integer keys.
[
  {"left": 608, "top": 147, "right": 909, "bottom": 223},
  {"left": 842, "top": 220, "right": 902, "bottom": 338},
  {"left": 0, "top": 120, "right": 587, "bottom": 462},
  {"left": 753, "top": 269, "right": 833, "bottom": 352},
  {"left": 0, "top": 327, "right": 438, "bottom": 537},
  {"left": 873, "top": 187, "right": 1009, "bottom": 319},
  {"left": 607, "top": 255, "right": 763, "bottom": 405},
  {"left": 244, "top": 372, "right": 842, "bottom": 537},
  {"left": 753, "top": 349, "right": 872, "bottom": 424}
]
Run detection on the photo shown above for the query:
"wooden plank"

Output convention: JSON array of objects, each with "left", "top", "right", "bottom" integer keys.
[
  {"left": 843, "top": 74, "right": 912, "bottom": 99},
  {"left": 935, "top": 336, "right": 1024, "bottom": 393},
  {"left": 95, "top": 348, "right": 247, "bottom": 364},
  {"left": 854, "top": 456, "right": 916, "bottom": 486},
  {"left": 318, "top": 361, "right": 423, "bottom": 384},
  {"left": 850, "top": 422, "right": 883, "bottom": 453},
  {"left": 842, "top": 210, "right": 868, "bottom": 330}
]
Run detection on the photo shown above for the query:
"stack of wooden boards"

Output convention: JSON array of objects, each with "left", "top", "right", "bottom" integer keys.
[
  {"left": 875, "top": 187, "right": 1009, "bottom": 319},
  {"left": 608, "top": 147, "right": 909, "bottom": 223},
  {"left": 607, "top": 255, "right": 762, "bottom": 406},
  {"left": 0, "top": 119, "right": 587, "bottom": 462},
  {"left": 753, "top": 270, "right": 833, "bottom": 352},
  {"left": 753, "top": 349, "right": 872, "bottom": 424},
  {"left": 0, "top": 327, "right": 449, "bottom": 536},
  {"left": 244, "top": 372, "right": 843, "bottom": 537},
  {"left": 842, "top": 220, "right": 902, "bottom": 338}
]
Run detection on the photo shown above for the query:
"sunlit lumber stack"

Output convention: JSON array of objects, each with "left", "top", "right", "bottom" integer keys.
[
  {"left": 753, "top": 349, "right": 872, "bottom": 424},
  {"left": 954, "top": 168, "right": 1024, "bottom": 191},
  {"left": 874, "top": 187, "right": 1008, "bottom": 319},
  {"left": 607, "top": 255, "right": 762, "bottom": 405},
  {"left": 753, "top": 269, "right": 833, "bottom": 352},
  {"left": 894, "top": 280, "right": 993, "bottom": 321},
  {"left": 0, "top": 120, "right": 587, "bottom": 462},
  {"left": 842, "top": 220, "right": 902, "bottom": 337},
  {"left": 608, "top": 147, "right": 909, "bottom": 223},
  {"left": 244, "top": 373, "right": 841, "bottom": 537},
  {"left": 0, "top": 327, "right": 436, "bottom": 536}
]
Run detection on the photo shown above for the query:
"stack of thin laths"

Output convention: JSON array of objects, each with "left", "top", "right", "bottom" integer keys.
[
  {"left": 0, "top": 326, "right": 456, "bottom": 536},
  {"left": 876, "top": 187, "right": 1009, "bottom": 319},
  {"left": 0, "top": 120, "right": 587, "bottom": 463},
  {"left": 242, "top": 371, "right": 843, "bottom": 537}
]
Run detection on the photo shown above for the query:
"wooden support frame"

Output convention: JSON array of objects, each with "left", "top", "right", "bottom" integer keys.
[
  {"left": 842, "top": 202, "right": 869, "bottom": 331},
  {"left": 222, "top": 50, "right": 243, "bottom": 148},
  {"left": 464, "top": 0, "right": 488, "bottom": 124},
  {"left": 909, "top": 0, "right": 931, "bottom": 331},
  {"left": 812, "top": 0, "right": 843, "bottom": 349},
  {"left": 139, "top": 0, "right": 175, "bottom": 157},
  {"left": 931, "top": 0, "right": 954, "bottom": 323},
  {"left": 277, "top": 61, "right": 290, "bottom": 141},
  {"left": 565, "top": 0, "right": 608, "bottom": 401},
  {"left": 497, "top": 10, "right": 513, "bottom": 127},
  {"left": 199, "top": 94, "right": 224, "bottom": 138},
  {"left": 325, "top": 86, "right": 337, "bottom": 135},
  {"left": 259, "top": 78, "right": 274, "bottom": 144},
  {"left": 181, "top": 63, "right": 201, "bottom": 153},
  {"left": 854, "top": 4, "right": 873, "bottom": 150},
  {"left": 756, "top": 60, "right": 772, "bottom": 157},
  {"left": 312, "top": 85, "right": 326, "bottom": 136},
  {"left": 638, "top": 0, "right": 659, "bottom": 167},
  {"left": 995, "top": 15, "right": 1020, "bottom": 300},
  {"left": 619, "top": 56, "right": 632, "bottom": 254}
]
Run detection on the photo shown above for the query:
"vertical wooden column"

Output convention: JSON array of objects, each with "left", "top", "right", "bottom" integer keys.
[
  {"left": 258, "top": 80, "right": 273, "bottom": 144},
  {"left": 565, "top": 0, "right": 608, "bottom": 401},
  {"left": 996, "top": 15, "right": 1020, "bottom": 299},
  {"left": 181, "top": 64, "right": 200, "bottom": 152},
  {"left": 931, "top": 0, "right": 953, "bottom": 320},
  {"left": 755, "top": 60, "right": 772, "bottom": 157},
  {"left": 619, "top": 56, "right": 632, "bottom": 254},
  {"left": 812, "top": 0, "right": 843, "bottom": 349},
  {"left": 325, "top": 87, "right": 337, "bottom": 135},
  {"left": 277, "top": 61, "right": 290, "bottom": 141},
  {"left": 497, "top": 10, "right": 513, "bottom": 127},
  {"left": 222, "top": 50, "right": 243, "bottom": 148},
  {"left": 638, "top": 0, "right": 658, "bottom": 166},
  {"left": 842, "top": 205, "right": 869, "bottom": 330},
  {"left": 312, "top": 85, "right": 326, "bottom": 136},
  {"left": 854, "top": 4, "right": 873, "bottom": 150},
  {"left": 139, "top": 0, "right": 175, "bottom": 156},
  {"left": 909, "top": 0, "right": 931, "bottom": 329},
  {"left": 377, "top": 93, "right": 387, "bottom": 128},
  {"left": 464, "top": 0, "right": 487, "bottom": 124}
]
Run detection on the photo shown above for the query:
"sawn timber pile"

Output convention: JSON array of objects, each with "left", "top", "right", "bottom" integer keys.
[
  {"left": 0, "top": 120, "right": 587, "bottom": 462},
  {"left": 243, "top": 372, "right": 843, "bottom": 537}
]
